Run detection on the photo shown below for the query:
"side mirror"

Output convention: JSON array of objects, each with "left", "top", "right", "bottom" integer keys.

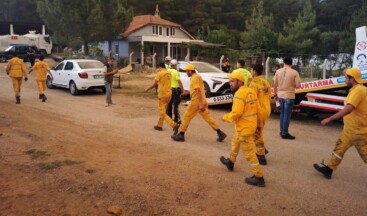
[{"left": 51, "top": 67, "right": 56, "bottom": 70}]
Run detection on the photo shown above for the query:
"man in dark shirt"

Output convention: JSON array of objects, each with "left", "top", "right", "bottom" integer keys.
[{"left": 104, "top": 57, "right": 118, "bottom": 107}]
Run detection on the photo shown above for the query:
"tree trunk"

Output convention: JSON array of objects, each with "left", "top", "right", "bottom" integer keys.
[{"left": 108, "top": 40, "right": 112, "bottom": 57}]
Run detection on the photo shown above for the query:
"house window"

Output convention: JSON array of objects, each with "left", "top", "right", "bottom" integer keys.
[
  {"left": 152, "top": 26, "right": 155, "bottom": 35},
  {"left": 158, "top": 26, "right": 163, "bottom": 36},
  {"left": 170, "top": 27, "right": 176, "bottom": 37},
  {"left": 166, "top": 27, "right": 169, "bottom": 36}
]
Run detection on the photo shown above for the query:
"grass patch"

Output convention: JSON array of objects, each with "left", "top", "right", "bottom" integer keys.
[
  {"left": 24, "top": 149, "right": 50, "bottom": 159},
  {"left": 37, "top": 160, "right": 82, "bottom": 171},
  {"left": 64, "top": 160, "right": 82, "bottom": 166},
  {"left": 37, "top": 161, "right": 62, "bottom": 170}
]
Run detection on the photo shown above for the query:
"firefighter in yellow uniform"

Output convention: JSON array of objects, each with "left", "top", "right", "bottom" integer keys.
[
  {"left": 220, "top": 72, "right": 265, "bottom": 187},
  {"left": 29, "top": 55, "right": 53, "bottom": 102},
  {"left": 6, "top": 53, "right": 28, "bottom": 104},
  {"left": 171, "top": 64, "right": 227, "bottom": 142},
  {"left": 145, "top": 63, "right": 179, "bottom": 133},
  {"left": 232, "top": 59, "right": 252, "bottom": 86},
  {"left": 249, "top": 64, "right": 272, "bottom": 165},
  {"left": 314, "top": 68, "right": 367, "bottom": 179}
]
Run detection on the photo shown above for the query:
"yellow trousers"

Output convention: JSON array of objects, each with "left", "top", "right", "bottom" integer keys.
[
  {"left": 11, "top": 77, "right": 22, "bottom": 97},
  {"left": 37, "top": 80, "right": 46, "bottom": 94},
  {"left": 328, "top": 129, "right": 367, "bottom": 170},
  {"left": 229, "top": 132, "right": 263, "bottom": 177},
  {"left": 179, "top": 102, "right": 220, "bottom": 132},
  {"left": 158, "top": 96, "right": 175, "bottom": 128},
  {"left": 254, "top": 126, "right": 266, "bottom": 155}
]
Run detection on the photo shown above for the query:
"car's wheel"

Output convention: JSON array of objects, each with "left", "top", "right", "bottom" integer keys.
[
  {"left": 0, "top": 56, "right": 6, "bottom": 62},
  {"left": 204, "top": 82, "right": 211, "bottom": 98},
  {"left": 101, "top": 87, "right": 106, "bottom": 93},
  {"left": 39, "top": 50, "right": 47, "bottom": 57},
  {"left": 46, "top": 76, "right": 54, "bottom": 89},
  {"left": 69, "top": 81, "right": 79, "bottom": 95}
]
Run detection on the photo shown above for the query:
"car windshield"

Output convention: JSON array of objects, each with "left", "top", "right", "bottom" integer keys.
[
  {"left": 77, "top": 61, "right": 104, "bottom": 69},
  {"left": 5, "top": 46, "right": 14, "bottom": 52},
  {"left": 191, "top": 62, "right": 223, "bottom": 73}
]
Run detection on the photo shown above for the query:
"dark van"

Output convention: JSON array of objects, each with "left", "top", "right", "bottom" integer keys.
[{"left": 0, "top": 45, "right": 39, "bottom": 62}]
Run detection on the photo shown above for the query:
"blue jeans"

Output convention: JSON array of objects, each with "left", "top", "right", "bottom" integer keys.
[
  {"left": 279, "top": 98, "right": 294, "bottom": 136},
  {"left": 105, "top": 81, "right": 112, "bottom": 104}
]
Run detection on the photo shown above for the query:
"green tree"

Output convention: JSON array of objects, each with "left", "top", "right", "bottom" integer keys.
[
  {"left": 36, "top": 0, "right": 132, "bottom": 55},
  {"left": 240, "top": 0, "right": 278, "bottom": 56},
  {"left": 278, "top": 0, "right": 319, "bottom": 56}
]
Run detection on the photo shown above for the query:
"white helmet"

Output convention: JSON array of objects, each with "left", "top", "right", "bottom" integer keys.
[
  {"left": 170, "top": 59, "right": 178, "bottom": 65},
  {"left": 165, "top": 56, "right": 172, "bottom": 61}
]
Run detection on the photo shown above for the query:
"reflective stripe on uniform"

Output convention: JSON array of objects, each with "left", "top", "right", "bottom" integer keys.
[
  {"left": 250, "top": 163, "right": 259, "bottom": 167},
  {"left": 233, "top": 96, "right": 245, "bottom": 102},
  {"left": 332, "top": 152, "right": 343, "bottom": 160}
]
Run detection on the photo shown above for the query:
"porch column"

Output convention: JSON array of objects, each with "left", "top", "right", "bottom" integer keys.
[
  {"left": 141, "top": 40, "right": 144, "bottom": 65},
  {"left": 167, "top": 42, "right": 171, "bottom": 58},
  {"left": 185, "top": 47, "right": 190, "bottom": 61}
]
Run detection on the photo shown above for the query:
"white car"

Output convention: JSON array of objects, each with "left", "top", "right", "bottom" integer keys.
[
  {"left": 177, "top": 61, "right": 231, "bottom": 97},
  {"left": 47, "top": 59, "right": 106, "bottom": 95}
]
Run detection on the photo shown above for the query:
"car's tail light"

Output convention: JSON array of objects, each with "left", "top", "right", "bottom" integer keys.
[{"left": 78, "top": 72, "right": 88, "bottom": 79}]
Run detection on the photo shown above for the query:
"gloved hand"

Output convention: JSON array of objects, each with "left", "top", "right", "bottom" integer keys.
[{"left": 24, "top": 77, "right": 28, "bottom": 82}]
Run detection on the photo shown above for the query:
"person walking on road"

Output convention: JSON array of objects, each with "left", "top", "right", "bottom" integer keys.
[
  {"left": 232, "top": 59, "right": 252, "bottom": 86},
  {"left": 104, "top": 57, "right": 118, "bottom": 107},
  {"left": 171, "top": 64, "right": 227, "bottom": 142},
  {"left": 27, "top": 46, "right": 36, "bottom": 67},
  {"left": 249, "top": 64, "right": 271, "bottom": 165},
  {"left": 273, "top": 57, "right": 301, "bottom": 139},
  {"left": 145, "top": 63, "right": 180, "bottom": 133},
  {"left": 28, "top": 55, "right": 53, "bottom": 102},
  {"left": 166, "top": 59, "right": 184, "bottom": 124},
  {"left": 6, "top": 53, "right": 28, "bottom": 104},
  {"left": 314, "top": 68, "right": 367, "bottom": 179},
  {"left": 220, "top": 72, "right": 265, "bottom": 187}
]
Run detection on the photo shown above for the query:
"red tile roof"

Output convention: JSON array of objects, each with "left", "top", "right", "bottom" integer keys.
[{"left": 121, "top": 15, "right": 193, "bottom": 39}]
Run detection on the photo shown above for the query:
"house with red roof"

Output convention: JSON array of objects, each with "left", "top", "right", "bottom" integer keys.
[{"left": 99, "top": 5, "right": 220, "bottom": 65}]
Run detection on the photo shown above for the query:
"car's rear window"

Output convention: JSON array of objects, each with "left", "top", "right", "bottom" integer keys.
[{"left": 78, "top": 61, "right": 104, "bottom": 69}]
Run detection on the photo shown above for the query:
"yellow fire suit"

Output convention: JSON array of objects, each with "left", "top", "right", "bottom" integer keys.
[
  {"left": 222, "top": 86, "right": 263, "bottom": 177},
  {"left": 32, "top": 60, "right": 50, "bottom": 95},
  {"left": 155, "top": 69, "right": 175, "bottom": 128},
  {"left": 179, "top": 73, "right": 220, "bottom": 132},
  {"left": 327, "top": 84, "right": 367, "bottom": 170},
  {"left": 249, "top": 76, "right": 271, "bottom": 156},
  {"left": 6, "top": 57, "right": 27, "bottom": 97}
]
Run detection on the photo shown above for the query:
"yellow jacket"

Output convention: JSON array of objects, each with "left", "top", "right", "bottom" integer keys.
[
  {"left": 32, "top": 60, "right": 50, "bottom": 81},
  {"left": 223, "top": 86, "right": 259, "bottom": 136},
  {"left": 6, "top": 57, "right": 27, "bottom": 78},
  {"left": 249, "top": 76, "right": 271, "bottom": 126}
]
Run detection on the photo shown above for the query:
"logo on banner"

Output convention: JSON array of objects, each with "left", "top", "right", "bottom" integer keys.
[{"left": 357, "top": 41, "right": 367, "bottom": 50}]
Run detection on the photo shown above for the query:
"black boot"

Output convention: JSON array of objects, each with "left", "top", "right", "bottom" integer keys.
[
  {"left": 42, "top": 94, "right": 47, "bottom": 102},
  {"left": 245, "top": 175, "right": 265, "bottom": 187},
  {"left": 220, "top": 156, "right": 234, "bottom": 171},
  {"left": 39, "top": 94, "right": 42, "bottom": 99},
  {"left": 16, "top": 96, "right": 20, "bottom": 104},
  {"left": 313, "top": 162, "right": 333, "bottom": 179},
  {"left": 171, "top": 133, "right": 185, "bottom": 142}
]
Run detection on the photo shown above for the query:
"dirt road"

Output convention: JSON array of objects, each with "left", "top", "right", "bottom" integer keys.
[{"left": 0, "top": 61, "right": 366, "bottom": 216}]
